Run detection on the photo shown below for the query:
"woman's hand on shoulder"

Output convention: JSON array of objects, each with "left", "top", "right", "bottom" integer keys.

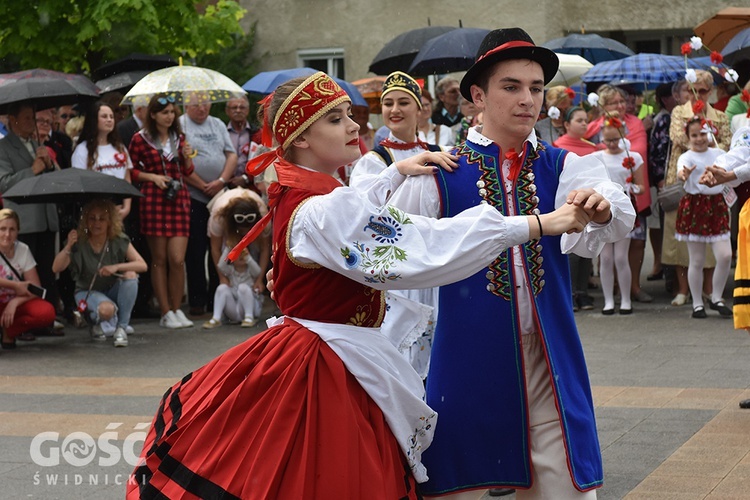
[{"left": 394, "top": 151, "right": 458, "bottom": 177}]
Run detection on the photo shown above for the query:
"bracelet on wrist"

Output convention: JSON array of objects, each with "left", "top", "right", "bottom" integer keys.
[
  {"left": 534, "top": 213, "right": 543, "bottom": 239},
  {"left": 219, "top": 177, "right": 227, "bottom": 185}
]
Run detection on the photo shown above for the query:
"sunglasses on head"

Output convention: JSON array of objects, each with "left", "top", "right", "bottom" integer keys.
[
  {"left": 233, "top": 213, "right": 257, "bottom": 225},
  {"left": 156, "top": 95, "right": 176, "bottom": 105}
]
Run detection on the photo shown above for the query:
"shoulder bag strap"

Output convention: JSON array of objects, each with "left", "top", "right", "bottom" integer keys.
[{"left": 0, "top": 250, "right": 23, "bottom": 281}]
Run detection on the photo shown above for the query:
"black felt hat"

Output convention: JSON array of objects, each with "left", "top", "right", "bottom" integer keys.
[{"left": 460, "top": 27, "right": 559, "bottom": 102}]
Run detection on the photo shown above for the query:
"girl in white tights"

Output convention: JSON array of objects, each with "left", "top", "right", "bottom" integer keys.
[
  {"left": 591, "top": 114, "right": 646, "bottom": 314},
  {"left": 675, "top": 118, "right": 733, "bottom": 319}
]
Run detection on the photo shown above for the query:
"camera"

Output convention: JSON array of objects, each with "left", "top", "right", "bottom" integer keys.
[{"left": 164, "top": 178, "right": 182, "bottom": 201}]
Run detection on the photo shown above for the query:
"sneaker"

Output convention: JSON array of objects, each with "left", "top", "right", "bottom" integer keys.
[
  {"left": 709, "top": 300, "right": 733, "bottom": 317},
  {"left": 692, "top": 306, "right": 707, "bottom": 319},
  {"left": 53, "top": 320, "right": 65, "bottom": 331},
  {"left": 124, "top": 325, "right": 134, "bottom": 334},
  {"left": 91, "top": 324, "right": 106, "bottom": 341},
  {"left": 578, "top": 295, "right": 595, "bottom": 310},
  {"left": 671, "top": 293, "right": 689, "bottom": 306},
  {"left": 160, "top": 311, "right": 182, "bottom": 329},
  {"left": 202, "top": 318, "right": 221, "bottom": 329},
  {"left": 241, "top": 317, "right": 258, "bottom": 328},
  {"left": 173, "top": 309, "right": 194, "bottom": 328},
  {"left": 632, "top": 290, "right": 653, "bottom": 303},
  {"left": 113, "top": 327, "right": 128, "bottom": 347}
]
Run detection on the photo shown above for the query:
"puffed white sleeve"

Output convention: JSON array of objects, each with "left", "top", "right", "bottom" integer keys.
[
  {"left": 287, "top": 186, "right": 530, "bottom": 290},
  {"left": 715, "top": 146, "right": 750, "bottom": 185},
  {"left": 557, "top": 153, "right": 636, "bottom": 257}
]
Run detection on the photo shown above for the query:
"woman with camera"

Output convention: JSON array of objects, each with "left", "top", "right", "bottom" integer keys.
[
  {"left": 128, "top": 93, "right": 199, "bottom": 330},
  {"left": 0, "top": 209, "right": 57, "bottom": 349}
]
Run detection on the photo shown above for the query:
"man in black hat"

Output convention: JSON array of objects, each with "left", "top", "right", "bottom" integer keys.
[{"left": 384, "top": 28, "right": 635, "bottom": 499}]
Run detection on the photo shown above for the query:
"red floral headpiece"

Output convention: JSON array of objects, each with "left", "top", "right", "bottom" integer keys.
[
  {"left": 272, "top": 72, "right": 350, "bottom": 150},
  {"left": 603, "top": 116, "right": 623, "bottom": 129}
]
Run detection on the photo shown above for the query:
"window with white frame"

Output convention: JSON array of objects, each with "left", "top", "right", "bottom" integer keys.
[{"left": 297, "top": 48, "right": 345, "bottom": 79}]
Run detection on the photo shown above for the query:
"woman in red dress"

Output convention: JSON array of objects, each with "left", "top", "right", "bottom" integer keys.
[
  {"left": 128, "top": 94, "right": 198, "bottom": 329},
  {"left": 127, "top": 73, "right": 597, "bottom": 500}
]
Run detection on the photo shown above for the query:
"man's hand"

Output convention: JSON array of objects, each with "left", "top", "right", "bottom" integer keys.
[
  {"left": 702, "top": 165, "right": 736, "bottom": 187},
  {"left": 203, "top": 179, "right": 224, "bottom": 197},
  {"left": 566, "top": 188, "right": 611, "bottom": 224}
]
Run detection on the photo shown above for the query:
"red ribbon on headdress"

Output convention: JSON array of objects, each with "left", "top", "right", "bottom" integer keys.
[{"left": 477, "top": 40, "right": 535, "bottom": 63}]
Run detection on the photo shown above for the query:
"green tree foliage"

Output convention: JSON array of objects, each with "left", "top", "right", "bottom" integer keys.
[{"left": 0, "top": 0, "right": 247, "bottom": 74}]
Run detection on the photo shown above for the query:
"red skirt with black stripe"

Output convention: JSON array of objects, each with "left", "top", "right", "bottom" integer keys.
[{"left": 127, "top": 320, "right": 420, "bottom": 500}]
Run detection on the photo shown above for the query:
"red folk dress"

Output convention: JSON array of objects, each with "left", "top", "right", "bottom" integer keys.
[
  {"left": 128, "top": 131, "right": 193, "bottom": 237},
  {"left": 127, "top": 165, "right": 421, "bottom": 500}
]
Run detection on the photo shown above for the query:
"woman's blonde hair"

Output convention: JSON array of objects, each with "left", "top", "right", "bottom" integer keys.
[
  {"left": 78, "top": 199, "right": 123, "bottom": 242},
  {"left": 0, "top": 208, "right": 20, "bottom": 231},
  {"left": 545, "top": 86, "right": 571, "bottom": 108},
  {"left": 596, "top": 85, "right": 627, "bottom": 108}
]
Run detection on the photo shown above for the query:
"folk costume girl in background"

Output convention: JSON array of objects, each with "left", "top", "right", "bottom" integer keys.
[
  {"left": 675, "top": 117, "right": 733, "bottom": 319},
  {"left": 591, "top": 114, "right": 645, "bottom": 314},
  {"left": 127, "top": 72, "right": 595, "bottom": 500},
  {"left": 128, "top": 94, "right": 198, "bottom": 330},
  {"left": 553, "top": 106, "right": 598, "bottom": 156}
]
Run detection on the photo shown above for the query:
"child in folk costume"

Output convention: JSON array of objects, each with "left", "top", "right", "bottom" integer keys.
[
  {"left": 591, "top": 114, "right": 645, "bottom": 314},
  {"left": 676, "top": 117, "right": 733, "bottom": 319},
  {"left": 127, "top": 72, "right": 599, "bottom": 500}
]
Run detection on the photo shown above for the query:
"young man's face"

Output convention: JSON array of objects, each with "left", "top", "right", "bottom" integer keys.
[{"left": 470, "top": 59, "right": 544, "bottom": 145}]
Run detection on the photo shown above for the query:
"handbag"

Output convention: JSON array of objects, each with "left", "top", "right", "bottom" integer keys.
[{"left": 656, "top": 183, "right": 686, "bottom": 212}]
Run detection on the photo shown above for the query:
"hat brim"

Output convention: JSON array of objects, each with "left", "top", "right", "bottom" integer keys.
[{"left": 460, "top": 46, "right": 560, "bottom": 102}]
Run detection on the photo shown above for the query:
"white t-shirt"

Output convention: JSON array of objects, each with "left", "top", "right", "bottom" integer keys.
[
  {"left": 677, "top": 148, "right": 725, "bottom": 195},
  {"left": 72, "top": 142, "right": 132, "bottom": 179},
  {"left": 179, "top": 115, "right": 235, "bottom": 204},
  {"left": 591, "top": 150, "right": 643, "bottom": 190},
  {"left": 0, "top": 241, "right": 37, "bottom": 304}
]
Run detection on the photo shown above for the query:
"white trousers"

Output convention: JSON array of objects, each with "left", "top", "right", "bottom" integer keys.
[{"left": 426, "top": 333, "right": 597, "bottom": 500}]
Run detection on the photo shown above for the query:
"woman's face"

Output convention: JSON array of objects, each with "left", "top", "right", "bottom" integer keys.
[
  {"left": 675, "top": 83, "right": 691, "bottom": 105},
  {"left": 294, "top": 102, "right": 361, "bottom": 174},
  {"left": 98, "top": 105, "right": 115, "bottom": 135},
  {"left": 564, "top": 110, "right": 588, "bottom": 139},
  {"left": 690, "top": 81, "right": 712, "bottom": 105},
  {"left": 0, "top": 217, "right": 19, "bottom": 250},
  {"left": 602, "top": 92, "right": 627, "bottom": 116},
  {"left": 601, "top": 126, "right": 623, "bottom": 153},
  {"left": 382, "top": 90, "right": 419, "bottom": 142},
  {"left": 152, "top": 104, "right": 176, "bottom": 130},
  {"left": 419, "top": 97, "right": 432, "bottom": 125},
  {"left": 86, "top": 208, "right": 110, "bottom": 238}
]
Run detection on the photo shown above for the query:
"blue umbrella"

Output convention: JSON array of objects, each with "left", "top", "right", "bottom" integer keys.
[
  {"left": 721, "top": 26, "right": 750, "bottom": 66},
  {"left": 582, "top": 53, "right": 709, "bottom": 89},
  {"left": 543, "top": 33, "right": 635, "bottom": 64},
  {"left": 241, "top": 68, "right": 367, "bottom": 107},
  {"left": 408, "top": 28, "right": 490, "bottom": 75}
]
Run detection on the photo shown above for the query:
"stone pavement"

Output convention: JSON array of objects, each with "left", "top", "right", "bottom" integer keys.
[{"left": 0, "top": 274, "right": 749, "bottom": 499}]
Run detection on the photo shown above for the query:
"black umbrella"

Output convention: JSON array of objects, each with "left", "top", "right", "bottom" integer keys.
[
  {"left": 3, "top": 168, "right": 143, "bottom": 205},
  {"left": 721, "top": 27, "right": 750, "bottom": 66},
  {"left": 408, "top": 28, "right": 491, "bottom": 75},
  {"left": 0, "top": 69, "right": 99, "bottom": 114},
  {"left": 92, "top": 53, "right": 177, "bottom": 81},
  {"left": 369, "top": 26, "right": 457, "bottom": 75},
  {"left": 542, "top": 33, "right": 635, "bottom": 64},
  {"left": 95, "top": 70, "right": 151, "bottom": 94}
]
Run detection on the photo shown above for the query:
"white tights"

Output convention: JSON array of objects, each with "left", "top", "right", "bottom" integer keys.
[
  {"left": 211, "top": 283, "right": 263, "bottom": 322},
  {"left": 686, "top": 240, "right": 732, "bottom": 309},
  {"left": 599, "top": 238, "right": 632, "bottom": 310}
]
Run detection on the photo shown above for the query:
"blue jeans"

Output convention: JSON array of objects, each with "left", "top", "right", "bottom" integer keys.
[{"left": 75, "top": 278, "right": 138, "bottom": 332}]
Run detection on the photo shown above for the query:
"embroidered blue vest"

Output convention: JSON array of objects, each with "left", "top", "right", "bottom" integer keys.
[{"left": 420, "top": 138, "right": 603, "bottom": 494}]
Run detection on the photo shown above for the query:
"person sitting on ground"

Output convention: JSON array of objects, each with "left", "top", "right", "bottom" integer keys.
[
  {"left": 0, "top": 208, "right": 57, "bottom": 349},
  {"left": 203, "top": 195, "right": 266, "bottom": 329},
  {"left": 52, "top": 199, "right": 147, "bottom": 347}
]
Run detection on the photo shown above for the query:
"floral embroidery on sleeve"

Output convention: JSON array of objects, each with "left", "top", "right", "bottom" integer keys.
[{"left": 341, "top": 206, "right": 412, "bottom": 283}]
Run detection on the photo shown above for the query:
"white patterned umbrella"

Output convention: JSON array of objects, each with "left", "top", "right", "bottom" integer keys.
[{"left": 121, "top": 65, "right": 245, "bottom": 105}]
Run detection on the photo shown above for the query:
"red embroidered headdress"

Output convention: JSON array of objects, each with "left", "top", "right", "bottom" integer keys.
[{"left": 228, "top": 72, "right": 349, "bottom": 261}]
